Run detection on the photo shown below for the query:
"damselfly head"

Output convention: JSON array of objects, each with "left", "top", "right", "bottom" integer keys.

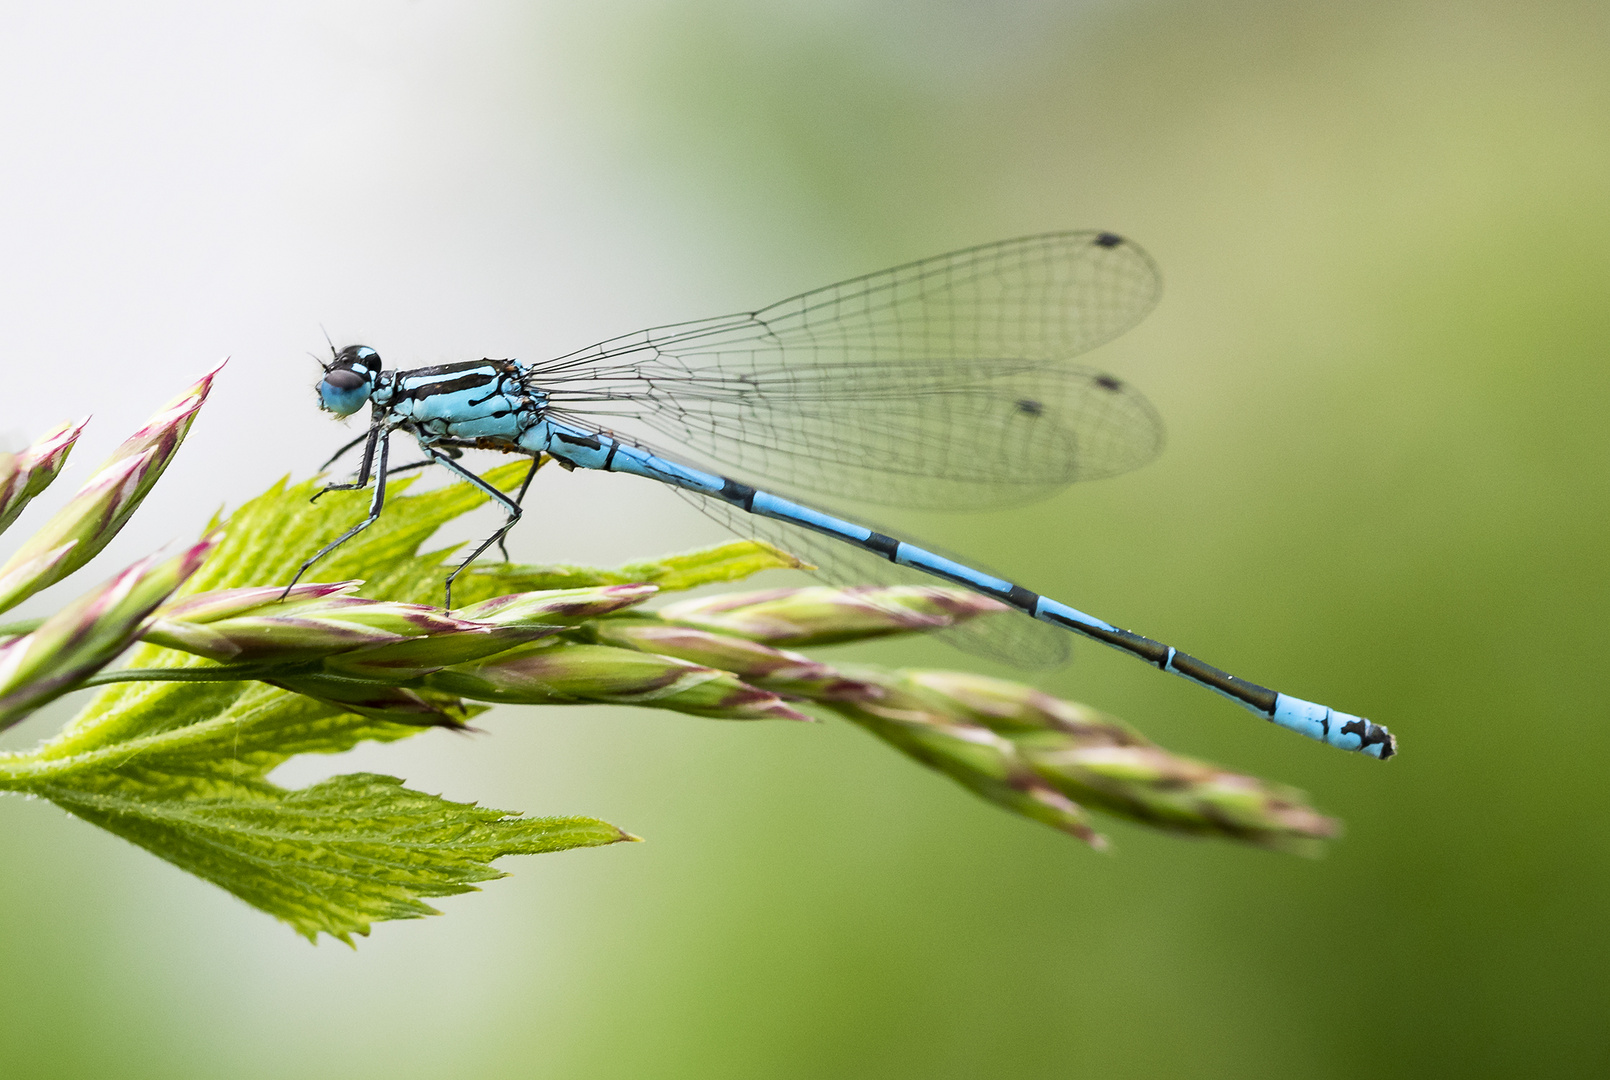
[{"left": 316, "top": 345, "right": 381, "bottom": 415}]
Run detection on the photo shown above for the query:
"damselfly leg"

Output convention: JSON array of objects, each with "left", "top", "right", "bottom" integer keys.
[
  {"left": 424, "top": 448, "right": 528, "bottom": 609},
  {"left": 308, "top": 429, "right": 537, "bottom": 601},
  {"left": 310, "top": 424, "right": 385, "bottom": 506},
  {"left": 497, "top": 457, "right": 543, "bottom": 561},
  {"left": 283, "top": 426, "right": 392, "bottom": 596}
]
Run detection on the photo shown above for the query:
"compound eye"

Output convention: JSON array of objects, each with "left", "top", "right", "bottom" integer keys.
[{"left": 324, "top": 368, "right": 366, "bottom": 391}]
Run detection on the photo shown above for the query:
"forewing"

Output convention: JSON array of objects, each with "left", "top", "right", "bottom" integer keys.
[{"left": 533, "top": 232, "right": 1164, "bottom": 508}]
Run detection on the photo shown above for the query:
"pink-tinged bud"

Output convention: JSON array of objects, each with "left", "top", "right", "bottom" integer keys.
[
  {"left": 452, "top": 584, "right": 657, "bottom": 627},
  {"left": 142, "top": 595, "right": 483, "bottom": 664},
  {"left": 0, "top": 538, "right": 214, "bottom": 731},
  {"left": 591, "top": 622, "right": 879, "bottom": 702},
  {"left": 0, "top": 450, "right": 152, "bottom": 613},
  {"left": 657, "top": 586, "right": 1008, "bottom": 646},
  {"left": 819, "top": 668, "right": 1336, "bottom": 849},
  {"left": 857, "top": 710, "right": 1105, "bottom": 847},
  {"left": 0, "top": 364, "right": 222, "bottom": 614},
  {"left": 0, "top": 542, "right": 78, "bottom": 617},
  {"left": 1021, "top": 743, "right": 1339, "bottom": 848},
  {"left": 426, "top": 640, "right": 810, "bottom": 721},
  {"left": 0, "top": 417, "right": 89, "bottom": 536},
  {"left": 268, "top": 675, "right": 474, "bottom": 729},
  {"left": 322, "top": 624, "right": 559, "bottom": 680},
  {"left": 155, "top": 581, "right": 361, "bottom": 624},
  {"left": 105, "top": 359, "right": 223, "bottom": 473},
  {"left": 898, "top": 670, "right": 1146, "bottom": 745}
]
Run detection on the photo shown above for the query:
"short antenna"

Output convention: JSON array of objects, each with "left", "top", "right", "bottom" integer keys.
[{"left": 319, "top": 324, "right": 338, "bottom": 371}]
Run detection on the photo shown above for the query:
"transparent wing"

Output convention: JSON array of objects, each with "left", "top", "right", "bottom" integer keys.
[{"left": 530, "top": 232, "right": 1163, "bottom": 509}]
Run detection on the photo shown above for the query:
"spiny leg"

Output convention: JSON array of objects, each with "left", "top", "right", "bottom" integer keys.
[
  {"left": 311, "top": 424, "right": 383, "bottom": 504},
  {"left": 496, "top": 456, "right": 544, "bottom": 561},
  {"left": 427, "top": 448, "right": 527, "bottom": 610},
  {"left": 283, "top": 429, "right": 392, "bottom": 598}
]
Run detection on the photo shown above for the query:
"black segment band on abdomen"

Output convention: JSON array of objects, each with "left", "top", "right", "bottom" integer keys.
[
  {"left": 863, "top": 532, "right": 900, "bottom": 560},
  {"left": 1166, "top": 651, "right": 1279, "bottom": 713},
  {"left": 720, "top": 478, "right": 756, "bottom": 510},
  {"left": 1005, "top": 584, "right": 1040, "bottom": 614}
]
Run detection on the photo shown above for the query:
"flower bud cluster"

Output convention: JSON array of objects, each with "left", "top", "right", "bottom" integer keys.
[
  {"left": 0, "top": 363, "right": 222, "bottom": 615},
  {"left": 822, "top": 669, "right": 1339, "bottom": 851},
  {"left": 132, "top": 583, "right": 814, "bottom": 726},
  {"left": 0, "top": 539, "right": 214, "bottom": 731},
  {"left": 657, "top": 585, "right": 1009, "bottom": 646},
  {"left": 566, "top": 587, "right": 1334, "bottom": 849}
]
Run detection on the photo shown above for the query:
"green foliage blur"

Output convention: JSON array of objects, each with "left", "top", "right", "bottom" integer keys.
[{"left": 2, "top": 1, "right": 1607, "bottom": 1078}]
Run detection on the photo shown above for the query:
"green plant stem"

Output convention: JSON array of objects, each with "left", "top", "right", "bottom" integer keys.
[
  {"left": 78, "top": 664, "right": 286, "bottom": 687},
  {"left": 77, "top": 665, "right": 442, "bottom": 693}
]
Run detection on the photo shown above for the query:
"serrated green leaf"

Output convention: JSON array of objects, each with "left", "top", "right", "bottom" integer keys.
[
  {"left": 0, "top": 665, "right": 624, "bottom": 942},
  {"left": 5, "top": 683, "right": 432, "bottom": 798},
  {"left": 36, "top": 771, "right": 630, "bottom": 943},
  {"left": 474, "top": 539, "right": 808, "bottom": 594}
]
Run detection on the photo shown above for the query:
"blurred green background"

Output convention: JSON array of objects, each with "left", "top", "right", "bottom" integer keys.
[{"left": 2, "top": 0, "right": 1608, "bottom": 1076}]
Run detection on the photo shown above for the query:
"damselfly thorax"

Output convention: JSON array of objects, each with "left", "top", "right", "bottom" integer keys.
[{"left": 367, "top": 359, "right": 543, "bottom": 450}]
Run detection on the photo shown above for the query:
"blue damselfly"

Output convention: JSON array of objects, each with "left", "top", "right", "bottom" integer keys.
[{"left": 297, "top": 232, "right": 1393, "bottom": 758}]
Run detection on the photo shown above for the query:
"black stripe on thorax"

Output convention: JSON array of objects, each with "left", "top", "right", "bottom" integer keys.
[
  {"left": 399, "top": 359, "right": 521, "bottom": 400},
  {"left": 401, "top": 359, "right": 507, "bottom": 378},
  {"left": 400, "top": 372, "right": 499, "bottom": 400}
]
